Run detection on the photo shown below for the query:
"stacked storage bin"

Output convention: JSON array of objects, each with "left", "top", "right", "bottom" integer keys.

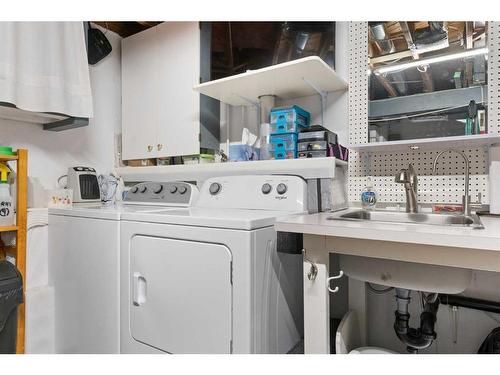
[{"left": 269, "top": 106, "right": 310, "bottom": 159}]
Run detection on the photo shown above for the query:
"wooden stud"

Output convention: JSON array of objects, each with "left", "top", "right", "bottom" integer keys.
[{"left": 15, "top": 149, "right": 27, "bottom": 354}]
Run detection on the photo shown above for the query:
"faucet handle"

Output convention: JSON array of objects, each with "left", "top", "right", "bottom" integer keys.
[{"left": 395, "top": 169, "right": 409, "bottom": 183}]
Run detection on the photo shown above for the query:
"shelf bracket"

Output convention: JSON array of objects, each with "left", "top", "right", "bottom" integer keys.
[
  {"left": 302, "top": 77, "right": 328, "bottom": 125},
  {"left": 232, "top": 93, "right": 261, "bottom": 131}
]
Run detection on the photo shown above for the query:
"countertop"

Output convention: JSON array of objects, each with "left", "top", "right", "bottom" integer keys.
[{"left": 275, "top": 208, "right": 500, "bottom": 252}]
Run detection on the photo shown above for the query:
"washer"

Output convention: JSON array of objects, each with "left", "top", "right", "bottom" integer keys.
[
  {"left": 120, "top": 175, "right": 307, "bottom": 354},
  {"left": 48, "top": 181, "right": 198, "bottom": 353}
]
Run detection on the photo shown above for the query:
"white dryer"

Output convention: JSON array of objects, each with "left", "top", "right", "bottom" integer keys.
[
  {"left": 48, "top": 181, "right": 197, "bottom": 353},
  {"left": 120, "top": 175, "right": 307, "bottom": 354}
]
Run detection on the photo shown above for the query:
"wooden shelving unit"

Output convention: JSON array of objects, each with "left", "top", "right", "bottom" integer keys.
[{"left": 0, "top": 149, "right": 27, "bottom": 354}]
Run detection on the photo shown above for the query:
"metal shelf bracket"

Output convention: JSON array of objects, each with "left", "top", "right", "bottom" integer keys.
[{"left": 302, "top": 77, "right": 328, "bottom": 125}]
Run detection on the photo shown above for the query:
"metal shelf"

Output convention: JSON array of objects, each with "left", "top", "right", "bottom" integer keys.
[
  {"left": 0, "top": 103, "right": 88, "bottom": 131},
  {"left": 350, "top": 133, "right": 500, "bottom": 153},
  {"left": 193, "top": 56, "right": 348, "bottom": 106}
]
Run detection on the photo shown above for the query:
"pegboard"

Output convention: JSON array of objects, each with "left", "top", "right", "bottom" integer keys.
[
  {"left": 488, "top": 21, "right": 500, "bottom": 134},
  {"left": 347, "top": 22, "right": 496, "bottom": 205}
]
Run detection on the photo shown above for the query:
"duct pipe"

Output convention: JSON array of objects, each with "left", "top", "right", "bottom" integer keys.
[{"left": 258, "top": 95, "right": 276, "bottom": 124}]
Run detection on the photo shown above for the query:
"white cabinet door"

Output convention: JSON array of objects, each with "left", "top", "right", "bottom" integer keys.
[
  {"left": 129, "top": 235, "right": 232, "bottom": 354},
  {"left": 122, "top": 26, "right": 159, "bottom": 160},
  {"left": 156, "top": 22, "right": 201, "bottom": 157},
  {"left": 121, "top": 22, "right": 201, "bottom": 160}
]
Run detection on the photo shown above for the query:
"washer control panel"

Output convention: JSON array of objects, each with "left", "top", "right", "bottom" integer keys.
[
  {"left": 196, "top": 175, "right": 307, "bottom": 212},
  {"left": 123, "top": 181, "right": 198, "bottom": 205}
]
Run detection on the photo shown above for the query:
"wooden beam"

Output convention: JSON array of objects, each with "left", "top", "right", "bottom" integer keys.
[
  {"left": 15, "top": 149, "right": 28, "bottom": 354},
  {"left": 399, "top": 21, "right": 434, "bottom": 93},
  {"left": 370, "top": 50, "right": 414, "bottom": 65},
  {"left": 465, "top": 21, "right": 474, "bottom": 87},
  {"left": 375, "top": 74, "right": 398, "bottom": 97}
]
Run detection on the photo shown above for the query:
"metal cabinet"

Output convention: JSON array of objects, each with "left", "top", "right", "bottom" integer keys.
[{"left": 121, "top": 22, "right": 201, "bottom": 160}]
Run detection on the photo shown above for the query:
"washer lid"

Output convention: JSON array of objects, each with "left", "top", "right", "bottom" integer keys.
[
  {"left": 121, "top": 207, "right": 305, "bottom": 230},
  {"left": 48, "top": 203, "right": 182, "bottom": 220}
]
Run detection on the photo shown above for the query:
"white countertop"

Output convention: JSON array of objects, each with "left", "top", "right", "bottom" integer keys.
[{"left": 275, "top": 208, "right": 500, "bottom": 252}]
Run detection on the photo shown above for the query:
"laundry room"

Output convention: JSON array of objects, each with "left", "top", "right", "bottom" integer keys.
[{"left": 1, "top": 1, "right": 500, "bottom": 374}]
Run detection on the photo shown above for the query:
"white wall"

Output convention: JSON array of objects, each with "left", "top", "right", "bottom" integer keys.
[{"left": 0, "top": 24, "right": 121, "bottom": 189}]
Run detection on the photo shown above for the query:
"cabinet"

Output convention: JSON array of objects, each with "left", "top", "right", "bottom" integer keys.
[{"left": 122, "top": 22, "right": 201, "bottom": 160}]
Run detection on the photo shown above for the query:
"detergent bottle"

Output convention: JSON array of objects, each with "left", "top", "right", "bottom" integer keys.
[{"left": 0, "top": 163, "right": 14, "bottom": 226}]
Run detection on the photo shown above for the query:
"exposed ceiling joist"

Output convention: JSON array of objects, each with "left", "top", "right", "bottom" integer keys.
[{"left": 398, "top": 21, "right": 434, "bottom": 93}]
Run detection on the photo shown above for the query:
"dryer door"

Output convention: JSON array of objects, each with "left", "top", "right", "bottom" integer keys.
[{"left": 129, "top": 235, "right": 232, "bottom": 353}]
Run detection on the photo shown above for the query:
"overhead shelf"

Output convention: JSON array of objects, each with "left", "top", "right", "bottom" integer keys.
[
  {"left": 0, "top": 103, "right": 89, "bottom": 131},
  {"left": 117, "top": 157, "right": 347, "bottom": 183},
  {"left": 350, "top": 133, "right": 500, "bottom": 153},
  {"left": 193, "top": 56, "right": 348, "bottom": 106}
]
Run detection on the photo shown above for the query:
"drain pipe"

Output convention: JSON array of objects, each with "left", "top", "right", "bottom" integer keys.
[{"left": 393, "top": 288, "right": 440, "bottom": 353}]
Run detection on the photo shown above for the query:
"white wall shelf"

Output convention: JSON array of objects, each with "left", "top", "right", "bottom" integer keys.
[
  {"left": 350, "top": 134, "right": 500, "bottom": 153},
  {"left": 193, "top": 56, "right": 348, "bottom": 106},
  {"left": 117, "top": 157, "right": 347, "bottom": 183}
]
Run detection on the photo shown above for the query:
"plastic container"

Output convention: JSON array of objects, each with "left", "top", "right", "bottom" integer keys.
[
  {"left": 0, "top": 261, "right": 23, "bottom": 354},
  {"left": 0, "top": 184, "right": 14, "bottom": 226},
  {"left": 270, "top": 133, "right": 298, "bottom": 151},
  {"left": 269, "top": 149, "right": 296, "bottom": 160},
  {"left": 270, "top": 105, "right": 310, "bottom": 128},
  {"left": 297, "top": 140, "right": 328, "bottom": 151},
  {"left": 270, "top": 121, "right": 308, "bottom": 135},
  {"left": 298, "top": 150, "right": 329, "bottom": 158},
  {"left": 298, "top": 129, "right": 337, "bottom": 143},
  {"left": 361, "top": 177, "right": 377, "bottom": 210}
]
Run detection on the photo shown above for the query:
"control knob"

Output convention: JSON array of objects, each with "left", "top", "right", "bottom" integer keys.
[
  {"left": 276, "top": 183, "right": 287, "bottom": 195},
  {"left": 139, "top": 186, "right": 147, "bottom": 193},
  {"left": 152, "top": 184, "right": 163, "bottom": 194},
  {"left": 170, "top": 186, "right": 178, "bottom": 194},
  {"left": 261, "top": 183, "right": 272, "bottom": 195},
  {"left": 209, "top": 182, "right": 222, "bottom": 195},
  {"left": 130, "top": 186, "right": 139, "bottom": 194},
  {"left": 179, "top": 186, "right": 187, "bottom": 195}
]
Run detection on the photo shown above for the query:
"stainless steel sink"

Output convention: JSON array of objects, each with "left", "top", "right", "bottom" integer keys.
[{"left": 328, "top": 210, "right": 484, "bottom": 229}]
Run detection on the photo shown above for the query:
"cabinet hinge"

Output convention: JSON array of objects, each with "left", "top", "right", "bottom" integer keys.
[
  {"left": 230, "top": 261, "right": 233, "bottom": 285},
  {"left": 230, "top": 340, "right": 233, "bottom": 354}
]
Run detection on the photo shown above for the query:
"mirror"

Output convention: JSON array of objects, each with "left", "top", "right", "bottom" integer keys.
[
  {"left": 210, "top": 22, "right": 336, "bottom": 80},
  {"left": 368, "top": 22, "right": 488, "bottom": 143}
]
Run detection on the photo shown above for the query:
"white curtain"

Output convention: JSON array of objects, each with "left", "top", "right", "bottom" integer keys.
[{"left": 0, "top": 22, "right": 93, "bottom": 118}]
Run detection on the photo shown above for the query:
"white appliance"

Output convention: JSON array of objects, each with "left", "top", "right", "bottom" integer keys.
[
  {"left": 120, "top": 175, "right": 307, "bottom": 354},
  {"left": 66, "top": 166, "right": 101, "bottom": 203},
  {"left": 48, "top": 181, "right": 198, "bottom": 353}
]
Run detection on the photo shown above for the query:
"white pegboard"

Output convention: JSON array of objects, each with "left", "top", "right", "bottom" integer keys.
[
  {"left": 348, "top": 22, "right": 369, "bottom": 145},
  {"left": 488, "top": 21, "right": 500, "bottom": 134},
  {"left": 347, "top": 22, "right": 496, "bottom": 205}
]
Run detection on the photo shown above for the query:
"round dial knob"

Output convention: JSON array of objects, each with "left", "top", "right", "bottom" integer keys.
[
  {"left": 261, "top": 183, "right": 272, "bottom": 195},
  {"left": 169, "top": 186, "right": 178, "bottom": 194},
  {"left": 152, "top": 184, "right": 163, "bottom": 194},
  {"left": 209, "top": 182, "right": 222, "bottom": 195},
  {"left": 130, "top": 186, "right": 139, "bottom": 194},
  {"left": 276, "top": 183, "right": 287, "bottom": 195},
  {"left": 139, "top": 186, "right": 147, "bottom": 193},
  {"left": 178, "top": 186, "right": 188, "bottom": 195}
]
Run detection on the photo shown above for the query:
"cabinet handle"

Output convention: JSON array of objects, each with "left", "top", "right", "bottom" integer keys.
[
  {"left": 157, "top": 144, "right": 163, "bottom": 151},
  {"left": 147, "top": 145, "right": 153, "bottom": 152}
]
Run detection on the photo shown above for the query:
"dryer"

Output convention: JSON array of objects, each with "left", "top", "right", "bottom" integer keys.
[
  {"left": 120, "top": 175, "right": 307, "bottom": 354},
  {"left": 48, "top": 181, "right": 197, "bottom": 353}
]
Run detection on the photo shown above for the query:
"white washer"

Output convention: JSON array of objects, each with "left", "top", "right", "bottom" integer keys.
[
  {"left": 48, "top": 181, "right": 198, "bottom": 353},
  {"left": 120, "top": 175, "right": 307, "bottom": 354}
]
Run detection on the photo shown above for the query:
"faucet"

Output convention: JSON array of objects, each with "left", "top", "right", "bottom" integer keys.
[
  {"left": 432, "top": 149, "right": 471, "bottom": 216},
  {"left": 395, "top": 163, "right": 418, "bottom": 213}
]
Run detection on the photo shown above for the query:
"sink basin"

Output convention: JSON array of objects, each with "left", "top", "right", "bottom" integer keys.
[{"left": 328, "top": 210, "right": 484, "bottom": 229}]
